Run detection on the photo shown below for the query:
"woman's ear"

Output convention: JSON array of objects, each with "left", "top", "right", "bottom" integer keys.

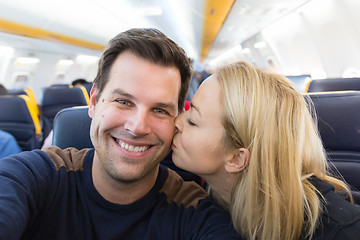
[{"left": 225, "top": 148, "right": 250, "bottom": 173}]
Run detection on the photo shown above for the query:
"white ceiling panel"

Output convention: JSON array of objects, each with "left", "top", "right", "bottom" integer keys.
[
  {"left": 0, "top": 0, "right": 311, "bottom": 63},
  {"left": 206, "top": 0, "right": 311, "bottom": 61}
]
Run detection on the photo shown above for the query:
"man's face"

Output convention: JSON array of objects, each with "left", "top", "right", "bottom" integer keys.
[{"left": 89, "top": 51, "right": 181, "bottom": 183}]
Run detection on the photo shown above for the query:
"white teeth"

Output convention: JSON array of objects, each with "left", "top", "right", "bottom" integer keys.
[{"left": 116, "top": 139, "right": 149, "bottom": 153}]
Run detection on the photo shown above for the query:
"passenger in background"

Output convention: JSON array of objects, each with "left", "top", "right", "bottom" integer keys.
[
  {"left": 199, "top": 68, "right": 211, "bottom": 84},
  {"left": 72, "top": 77, "right": 92, "bottom": 99},
  {"left": 0, "top": 83, "right": 8, "bottom": 95},
  {"left": 186, "top": 61, "right": 202, "bottom": 101},
  {"left": 172, "top": 61, "right": 360, "bottom": 240},
  {"left": 41, "top": 129, "right": 53, "bottom": 148},
  {"left": 42, "top": 78, "right": 91, "bottom": 148},
  {"left": 0, "top": 28, "right": 241, "bottom": 240},
  {"left": 0, "top": 84, "right": 22, "bottom": 157},
  {"left": 265, "top": 57, "right": 280, "bottom": 74},
  {"left": 71, "top": 78, "right": 89, "bottom": 87},
  {"left": 186, "top": 64, "right": 211, "bottom": 101},
  {"left": 0, "top": 129, "right": 21, "bottom": 158}
]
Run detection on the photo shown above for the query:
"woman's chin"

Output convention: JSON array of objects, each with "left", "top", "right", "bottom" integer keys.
[{"left": 172, "top": 155, "right": 189, "bottom": 171}]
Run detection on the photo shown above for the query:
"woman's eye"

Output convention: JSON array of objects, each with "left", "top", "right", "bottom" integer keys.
[{"left": 187, "top": 119, "right": 196, "bottom": 126}]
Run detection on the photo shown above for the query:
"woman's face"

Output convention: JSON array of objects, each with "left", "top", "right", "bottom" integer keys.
[{"left": 172, "top": 76, "right": 232, "bottom": 177}]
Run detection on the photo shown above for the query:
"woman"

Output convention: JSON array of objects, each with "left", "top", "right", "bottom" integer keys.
[{"left": 172, "top": 61, "right": 360, "bottom": 239}]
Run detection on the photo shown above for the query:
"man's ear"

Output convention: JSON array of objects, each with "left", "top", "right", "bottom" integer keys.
[
  {"left": 88, "top": 85, "right": 99, "bottom": 119},
  {"left": 225, "top": 148, "right": 250, "bottom": 173}
]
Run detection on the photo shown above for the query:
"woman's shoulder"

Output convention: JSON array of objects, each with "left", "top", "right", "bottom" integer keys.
[{"left": 311, "top": 177, "right": 360, "bottom": 239}]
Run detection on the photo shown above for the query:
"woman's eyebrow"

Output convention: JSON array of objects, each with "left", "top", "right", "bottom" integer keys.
[{"left": 190, "top": 102, "right": 202, "bottom": 117}]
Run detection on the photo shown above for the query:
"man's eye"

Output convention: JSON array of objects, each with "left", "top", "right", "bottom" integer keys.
[
  {"left": 117, "top": 99, "right": 130, "bottom": 105},
  {"left": 154, "top": 108, "right": 169, "bottom": 115},
  {"left": 187, "top": 119, "right": 196, "bottom": 126}
]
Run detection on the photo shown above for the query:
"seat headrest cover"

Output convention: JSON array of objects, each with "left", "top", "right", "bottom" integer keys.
[
  {"left": 53, "top": 106, "right": 93, "bottom": 149},
  {"left": 307, "top": 91, "right": 360, "bottom": 151},
  {"left": 307, "top": 77, "right": 360, "bottom": 92}
]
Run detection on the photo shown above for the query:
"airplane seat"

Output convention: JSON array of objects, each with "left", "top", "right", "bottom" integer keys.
[
  {"left": 307, "top": 77, "right": 360, "bottom": 92},
  {"left": 285, "top": 75, "right": 311, "bottom": 93},
  {"left": 50, "top": 84, "right": 72, "bottom": 88},
  {"left": 52, "top": 106, "right": 92, "bottom": 149},
  {"left": 52, "top": 107, "right": 203, "bottom": 186},
  {"left": 41, "top": 86, "right": 89, "bottom": 131},
  {"left": 77, "top": 85, "right": 90, "bottom": 105},
  {"left": 18, "top": 94, "right": 41, "bottom": 135},
  {"left": 307, "top": 91, "right": 360, "bottom": 191},
  {"left": 24, "top": 88, "right": 40, "bottom": 116},
  {"left": 7, "top": 87, "right": 40, "bottom": 117},
  {"left": 0, "top": 96, "right": 40, "bottom": 151},
  {"left": 81, "top": 82, "right": 93, "bottom": 97},
  {"left": 7, "top": 89, "right": 27, "bottom": 95}
]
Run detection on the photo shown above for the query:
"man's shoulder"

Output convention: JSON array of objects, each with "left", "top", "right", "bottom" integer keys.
[
  {"left": 42, "top": 146, "right": 91, "bottom": 172},
  {"left": 159, "top": 168, "right": 207, "bottom": 208}
]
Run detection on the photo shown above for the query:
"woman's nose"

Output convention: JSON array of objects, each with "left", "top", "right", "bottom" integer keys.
[{"left": 174, "top": 112, "right": 184, "bottom": 133}]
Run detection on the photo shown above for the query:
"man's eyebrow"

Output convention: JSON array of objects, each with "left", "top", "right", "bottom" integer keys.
[
  {"left": 155, "top": 102, "right": 177, "bottom": 113},
  {"left": 190, "top": 102, "right": 201, "bottom": 117},
  {"left": 111, "top": 89, "right": 134, "bottom": 99}
]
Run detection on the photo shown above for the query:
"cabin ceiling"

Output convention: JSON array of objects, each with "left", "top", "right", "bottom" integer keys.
[{"left": 0, "top": 0, "right": 310, "bottom": 65}]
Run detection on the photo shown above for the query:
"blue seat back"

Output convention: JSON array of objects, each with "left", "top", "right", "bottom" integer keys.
[
  {"left": 41, "top": 86, "right": 88, "bottom": 128},
  {"left": 307, "top": 77, "right": 360, "bottom": 92},
  {"left": 81, "top": 82, "right": 93, "bottom": 97},
  {"left": 0, "top": 96, "right": 38, "bottom": 150},
  {"left": 53, "top": 107, "right": 92, "bottom": 149},
  {"left": 7, "top": 89, "right": 27, "bottom": 95},
  {"left": 307, "top": 91, "right": 360, "bottom": 190}
]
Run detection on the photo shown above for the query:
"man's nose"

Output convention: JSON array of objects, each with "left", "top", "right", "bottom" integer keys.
[{"left": 124, "top": 109, "right": 151, "bottom": 136}]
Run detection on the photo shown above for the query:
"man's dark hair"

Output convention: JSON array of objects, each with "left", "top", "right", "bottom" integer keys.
[
  {"left": 0, "top": 84, "right": 8, "bottom": 95},
  {"left": 93, "top": 28, "right": 192, "bottom": 111}
]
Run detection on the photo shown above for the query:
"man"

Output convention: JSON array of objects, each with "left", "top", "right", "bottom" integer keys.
[{"left": 0, "top": 28, "right": 241, "bottom": 239}]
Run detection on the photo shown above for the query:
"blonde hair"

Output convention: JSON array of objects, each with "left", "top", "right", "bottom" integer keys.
[{"left": 214, "top": 61, "right": 351, "bottom": 240}]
